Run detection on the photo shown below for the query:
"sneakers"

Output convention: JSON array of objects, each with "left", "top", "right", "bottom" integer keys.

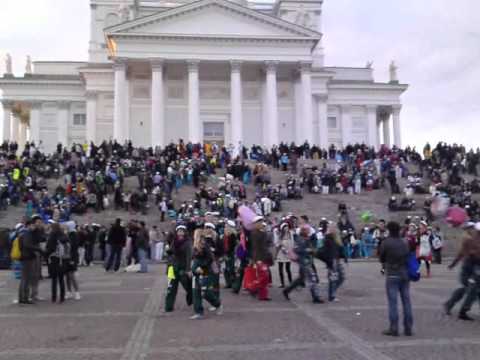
[
  {"left": 459, "top": 312, "right": 475, "bottom": 321},
  {"left": 443, "top": 302, "right": 452, "bottom": 316},
  {"left": 382, "top": 329, "right": 399, "bottom": 337},
  {"left": 208, "top": 306, "right": 217, "bottom": 312},
  {"left": 189, "top": 314, "right": 203, "bottom": 320},
  {"left": 74, "top": 292, "right": 81, "bottom": 301},
  {"left": 216, "top": 304, "right": 224, "bottom": 316},
  {"left": 282, "top": 289, "right": 290, "bottom": 301},
  {"left": 65, "top": 292, "right": 73, "bottom": 300}
]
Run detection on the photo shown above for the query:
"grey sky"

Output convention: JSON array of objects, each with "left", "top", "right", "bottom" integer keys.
[{"left": 1, "top": 0, "right": 479, "bottom": 150}]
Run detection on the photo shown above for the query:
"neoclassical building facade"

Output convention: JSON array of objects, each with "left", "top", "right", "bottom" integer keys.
[{"left": 1, "top": 0, "right": 407, "bottom": 153}]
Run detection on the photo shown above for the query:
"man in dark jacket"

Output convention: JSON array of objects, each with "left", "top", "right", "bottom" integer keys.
[
  {"left": 106, "top": 218, "right": 126, "bottom": 272},
  {"left": 18, "top": 217, "right": 44, "bottom": 304},
  {"left": 136, "top": 221, "right": 149, "bottom": 273},
  {"left": 379, "top": 221, "right": 413, "bottom": 337},
  {"left": 249, "top": 217, "right": 271, "bottom": 301}
]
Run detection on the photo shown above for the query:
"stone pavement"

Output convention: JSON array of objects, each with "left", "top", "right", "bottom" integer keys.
[{"left": 0, "top": 260, "right": 479, "bottom": 360}]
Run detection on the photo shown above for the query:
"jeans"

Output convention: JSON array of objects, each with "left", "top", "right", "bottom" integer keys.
[
  {"left": 18, "top": 259, "right": 36, "bottom": 303},
  {"left": 328, "top": 261, "right": 345, "bottom": 301},
  {"left": 105, "top": 245, "right": 123, "bottom": 272},
  {"left": 137, "top": 248, "right": 148, "bottom": 273},
  {"left": 48, "top": 257, "right": 66, "bottom": 302},
  {"left": 386, "top": 276, "right": 413, "bottom": 332}
]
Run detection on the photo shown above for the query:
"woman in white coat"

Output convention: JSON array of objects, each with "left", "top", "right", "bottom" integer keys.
[{"left": 274, "top": 222, "right": 294, "bottom": 288}]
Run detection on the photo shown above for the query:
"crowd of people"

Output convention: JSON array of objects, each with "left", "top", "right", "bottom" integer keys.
[{"left": 2, "top": 139, "right": 480, "bottom": 334}]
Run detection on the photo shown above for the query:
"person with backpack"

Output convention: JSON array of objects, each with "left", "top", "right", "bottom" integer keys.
[
  {"left": 64, "top": 221, "right": 81, "bottom": 301},
  {"left": 379, "top": 221, "right": 414, "bottom": 337},
  {"left": 45, "top": 222, "right": 69, "bottom": 303},
  {"left": 282, "top": 226, "right": 324, "bottom": 304}
]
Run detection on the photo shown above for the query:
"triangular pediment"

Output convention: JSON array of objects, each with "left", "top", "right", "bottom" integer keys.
[{"left": 106, "top": 0, "right": 320, "bottom": 39}]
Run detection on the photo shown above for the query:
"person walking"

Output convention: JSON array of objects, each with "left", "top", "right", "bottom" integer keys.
[
  {"left": 45, "top": 222, "right": 69, "bottom": 303},
  {"left": 106, "top": 219, "right": 126, "bottom": 272},
  {"left": 136, "top": 221, "right": 149, "bottom": 273},
  {"left": 65, "top": 221, "right": 81, "bottom": 301},
  {"left": 274, "top": 222, "right": 294, "bottom": 288},
  {"left": 416, "top": 221, "right": 432, "bottom": 277},
  {"left": 282, "top": 226, "right": 323, "bottom": 303},
  {"left": 444, "top": 222, "right": 480, "bottom": 320},
  {"left": 249, "top": 217, "right": 271, "bottom": 301},
  {"left": 379, "top": 221, "right": 414, "bottom": 337},
  {"left": 190, "top": 233, "right": 223, "bottom": 320},
  {"left": 164, "top": 225, "right": 193, "bottom": 312}
]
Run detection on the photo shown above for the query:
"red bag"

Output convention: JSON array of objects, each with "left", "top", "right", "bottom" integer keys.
[{"left": 243, "top": 265, "right": 257, "bottom": 291}]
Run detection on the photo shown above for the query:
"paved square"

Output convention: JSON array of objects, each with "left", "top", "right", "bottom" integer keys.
[{"left": 0, "top": 261, "right": 479, "bottom": 360}]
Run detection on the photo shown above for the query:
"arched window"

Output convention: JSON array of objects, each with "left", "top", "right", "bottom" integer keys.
[{"left": 105, "top": 13, "right": 120, "bottom": 28}]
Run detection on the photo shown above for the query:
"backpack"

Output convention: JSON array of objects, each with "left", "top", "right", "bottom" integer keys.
[
  {"left": 10, "top": 236, "right": 22, "bottom": 261},
  {"left": 407, "top": 252, "right": 421, "bottom": 282},
  {"left": 54, "top": 237, "right": 71, "bottom": 262}
]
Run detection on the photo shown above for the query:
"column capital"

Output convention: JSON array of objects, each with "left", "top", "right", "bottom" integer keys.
[
  {"left": 230, "top": 60, "right": 242, "bottom": 72},
  {"left": 0, "top": 99, "right": 15, "bottom": 109},
  {"left": 316, "top": 94, "right": 328, "bottom": 102},
  {"left": 86, "top": 91, "right": 98, "bottom": 100},
  {"left": 187, "top": 60, "right": 200, "bottom": 72},
  {"left": 29, "top": 101, "right": 42, "bottom": 109},
  {"left": 264, "top": 60, "right": 279, "bottom": 73},
  {"left": 57, "top": 100, "right": 70, "bottom": 109},
  {"left": 365, "top": 105, "right": 377, "bottom": 112},
  {"left": 150, "top": 59, "right": 164, "bottom": 71},
  {"left": 341, "top": 104, "right": 352, "bottom": 112},
  {"left": 299, "top": 61, "right": 312, "bottom": 73},
  {"left": 392, "top": 104, "right": 402, "bottom": 113},
  {"left": 113, "top": 58, "right": 128, "bottom": 71}
]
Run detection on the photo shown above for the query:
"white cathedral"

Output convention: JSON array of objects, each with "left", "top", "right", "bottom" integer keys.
[{"left": 0, "top": 0, "right": 407, "bottom": 153}]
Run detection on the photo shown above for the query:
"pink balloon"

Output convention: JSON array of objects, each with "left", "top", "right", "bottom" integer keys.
[
  {"left": 445, "top": 206, "right": 468, "bottom": 227},
  {"left": 238, "top": 205, "right": 256, "bottom": 230}
]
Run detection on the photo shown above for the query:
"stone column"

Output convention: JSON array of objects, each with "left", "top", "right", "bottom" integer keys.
[
  {"left": 366, "top": 105, "right": 379, "bottom": 149},
  {"left": 230, "top": 60, "right": 243, "bottom": 155},
  {"left": 382, "top": 113, "right": 391, "bottom": 146},
  {"left": 300, "top": 62, "right": 314, "bottom": 145},
  {"left": 264, "top": 61, "right": 279, "bottom": 147},
  {"left": 29, "top": 102, "right": 41, "bottom": 145},
  {"left": 293, "top": 72, "right": 302, "bottom": 144},
  {"left": 113, "top": 60, "right": 127, "bottom": 143},
  {"left": 392, "top": 105, "right": 402, "bottom": 148},
  {"left": 187, "top": 60, "right": 200, "bottom": 143},
  {"left": 86, "top": 91, "right": 97, "bottom": 144},
  {"left": 340, "top": 105, "right": 351, "bottom": 148},
  {"left": 18, "top": 121, "right": 27, "bottom": 150},
  {"left": 316, "top": 94, "right": 328, "bottom": 149},
  {"left": 11, "top": 114, "right": 20, "bottom": 143},
  {"left": 57, "top": 101, "right": 70, "bottom": 146},
  {"left": 1, "top": 100, "right": 13, "bottom": 142},
  {"left": 151, "top": 59, "right": 165, "bottom": 147}
]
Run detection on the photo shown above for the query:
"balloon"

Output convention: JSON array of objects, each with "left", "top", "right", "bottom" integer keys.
[
  {"left": 445, "top": 206, "right": 468, "bottom": 227},
  {"left": 360, "top": 211, "right": 373, "bottom": 223},
  {"left": 238, "top": 205, "right": 256, "bottom": 230},
  {"left": 430, "top": 194, "right": 449, "bottom": 218}
]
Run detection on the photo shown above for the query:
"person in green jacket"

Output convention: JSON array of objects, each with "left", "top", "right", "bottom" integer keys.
[
  {"left": 190, "top": 231, "right": 223, "bottom": 320},
  {"left": 164, "top": 225, "right": 193, "bottom": 312}
]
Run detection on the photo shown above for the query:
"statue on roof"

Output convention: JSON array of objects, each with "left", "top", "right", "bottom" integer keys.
[
  {"left": 5, "top": 53, "right": 12, "bottom": 74},
  {"left": 366, "top": 61, "right": 373, "bottom": 69},
  {"left": 389, "top": 60, "right": 398, "bottom": 83},
  {"left": 25, "top": 55, "right": 32, "bottom": 75},
  {"left": 118, "top": 3, "right": 131, "bottom": 22}
]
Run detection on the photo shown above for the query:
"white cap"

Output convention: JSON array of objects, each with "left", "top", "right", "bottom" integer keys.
[
  {"left": 15, "top": 223, "right": 24, "bottom": 231},
  {"left": 226, "top": 220, "right": 236, "bottom": 228},
  {"left": 474, "top": 222, "right": 480, "bottom": 231},
  {"left": 253, "top": 215, "right": 264, "bottom": 223},
  {"left": 204, "top": 222, "right": 216, "bottom": 229}
]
